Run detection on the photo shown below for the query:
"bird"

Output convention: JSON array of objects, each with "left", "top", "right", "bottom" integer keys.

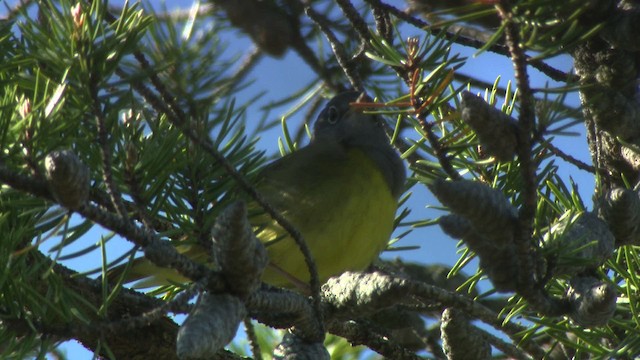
[{"left": 116, "top": 91, "right": 406, "bottom": 290}]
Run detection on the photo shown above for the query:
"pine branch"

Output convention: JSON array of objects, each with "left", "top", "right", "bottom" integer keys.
[
  {"left": 363, "top": 0, "right": 573, "bottom": 82},
  {"left": 304, "top": 3, "right": 364, "bottom": 91}
]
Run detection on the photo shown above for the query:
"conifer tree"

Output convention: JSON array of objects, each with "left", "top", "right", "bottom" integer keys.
[{"left": 1, "top": 0, "right": 639, "bottom": 358}]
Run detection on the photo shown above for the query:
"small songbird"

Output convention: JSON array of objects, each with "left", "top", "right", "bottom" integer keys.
[{"left": 118, "top": 92, "right": 406, "bottom": 290}]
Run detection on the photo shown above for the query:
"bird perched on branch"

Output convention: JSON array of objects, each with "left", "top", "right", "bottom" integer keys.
[{"left": 115, "top": 91, "right": 406, "bottom": 290}]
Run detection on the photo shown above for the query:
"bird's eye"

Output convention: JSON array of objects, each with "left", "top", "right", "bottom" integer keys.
[{"left": 326, "top": 106, "right": 339, "bottom": 124}]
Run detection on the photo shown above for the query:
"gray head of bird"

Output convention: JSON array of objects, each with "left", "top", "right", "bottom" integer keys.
[
  {"left": 312, "top": 91, "right": 406, "bottom": 199},
  {"left": 312, "top": 91, "right": 389, "bottom": 149}
]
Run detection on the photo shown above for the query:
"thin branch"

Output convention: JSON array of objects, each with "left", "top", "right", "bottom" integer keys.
[
  {"left": 335, "top": 0, "right": 371, "bottom": 42},
  {"left": 32, "top": 251, "right": 247, "bottom": 359},
  {"left": 243, "top": 318, "right": 263, "bottom": 360},
  {"left": 173, "top": 121, "right": 326, "bottom": 335},
  {"left": 304, "top": 4, "right": 364, "bottom": 91},
  {"left": 476, "top": 325, "right": 531, "bottom": 360},
  {"left": 541, "top": 140, "right": 596, "bottom": 173},
  {"left": 363, "top": 0, "right": 573, "bottom": 83},
  {"left": 496, "top": 1, "right": 537, "bottom": 281},
  {"left": 79, "top": 202, "right": 224, "bottom": 290},
  {"left": 123, "top": 143, "right": 156, "bottom": 229},
  {"left": 89, "top": 76, "right": 128, "bottom": 218},
  {"left": 334, "top": 0, "right": 375, "bottom": 72},
  {"left": 131, "top": 50, "right": 188, "bottom": 123},
  {"left": 495, "top": 1, "right": 569, "bottom": 319},
  {"left": 408, "top": 284, "right": 547, "bottom": 359},
  {"left": 231, "top": 47, "right": 264, "bottom": 85},
  {"left": 89, "top": 168, "right": 176, "bottom": 236},
  {"left": 248, "top": 287, "right": 322, "bottom": 336},
  {"left": 323, "top": 271, "right": 548, "bottom": 359},
  {"left": 328, "top": 320, "right": 423, "bottom": 359},
  {"left": 423, "top": 122, "right": 463, "bottom": 181},
  {"left": 104, "top": 10, "right": 188, "bottom": 124},
  {"left": 19, "top": 109, "right": 40, "bottom": 177},
  {"left": 115, "top": 51, "right": 326, "bottom": 337},
  {"left": 0, "top": 163, "right": 225, "bottom": 292},
  {"left": 372, "top": 4, "right": 393, "bottom": 43},
  {"left": 289, "top": 32, "right": 344, "bottom": 93},
  {"left": 0, "top": 163, "right": 51, "bottom": 200},
  {"left": 97, "top": 283, "right": 200, "bottom": 334}
]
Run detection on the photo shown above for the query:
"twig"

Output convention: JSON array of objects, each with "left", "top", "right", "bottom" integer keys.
[
  {"left": 289, "top": 33, "right": 343, "bottom": 93},
  {"left": 114, "top": 45, "right": 326, "bottom": 334},
  {"left": 0, "top": 163, "right": 225, "bottom": 292},
  {"left": 541, "top": 140, "right": 596, "bottom": 173},
  {"left": 362, "top": 0, "right": 572, "bottom": 83},
  {"left": 88, "top": 185, "right": 176, "bottom": 235},
  {"left": 243, "top": 318, "right": 263, "bottom": 360},
  {"left": 123, "top": 141, "right": 156, "bottom": 229},
  {"left": 248, "top": 287, "right": 323, "bottom": 337},
  {"left": 372, "top": 4, "right": 393, "bottom": 43},
  {"left": 496, "top": 1, "right": 537, "bottom": 258},
  {"left": 114, "top": 69, "right": 172, "bottom": 118},
  {"left": 335, "top": 0, "right": 371, "bottom": 42},
  {"left": 407, "top": 282, "right": 547, "bottom": 359},
  {"left": 423, "top": 123, "right": 462, "bottom": 181},
  {"left": 334, "top": 0, "right": 374, "bottom": 70},
  {"left": 495, "top": 1, "right": 569, "bottom": 319},
  {"left": 19, "top": 123, "right": 40, "bottom": 177},
  {"left": 304, "top": 5, "right": 364, "bottom": 92},
  {"left": 103, "top": 10, "right": 188, "bottom": 124},
  {"left": 132, "top": 51, "right": 188, "bottom": 123},
  {"left": 328, "top": 320, "right": 422, "bottom": 360},
  {"left": 424, "top": 326, "right": 447, "bottom": 359},
  {"left": 98, "top": 283, "right": 201, "bottom": 334},
  {"left": 232, "top": 47, "right": 264, "bottom": 85},
  {"left": 323, "top": 271, "right": 547, "bottom": 359},
  {"left": 76, "top": 202, "right": 219, "bottom": 285},
  {"left": 0, "top": 163, "right": 51, "bottom": 200},
  {"left": 89, "top": 76, "right": 128, "bottom": 218},
  {"left": 476, "top": 325, "right": 531, "bottom": 360}
]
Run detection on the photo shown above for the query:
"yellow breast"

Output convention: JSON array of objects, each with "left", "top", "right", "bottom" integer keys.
[
  {"left": 120, "top": 144, "right": 398, "bottom": 291},
  {"left": 255, "top": 145, "right": 397, "bottom": 287}
]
